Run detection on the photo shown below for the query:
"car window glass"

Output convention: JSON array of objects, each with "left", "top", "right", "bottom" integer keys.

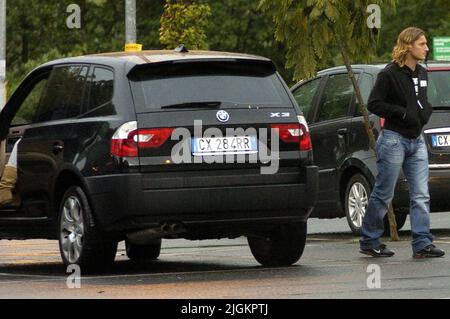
[
  {"left": 292, "top": 78, "right": 321, "bottom": 120},
  {"left": 11, "top": 75, "right": 49, "bottom": 126},
  {"left": 65, "top": 66, "right": 89, "bottom": 118},
  {"left": 83, "top": 67, "right": 114, "bottom": 115},
  {"left": 131, "top": 62, "right": 293, "bottom": 111},
  {"left": 355, "top": 73, "right": 373, "bottom": 116},
  {"left": 36, "top": 65, "right": 88, "bottom": 122},
  {"left": 317, "top": 73, "right": 353, "bottom": 122},
  {"left": 428, "top": 71, "right": 450, "bottom": 107}
]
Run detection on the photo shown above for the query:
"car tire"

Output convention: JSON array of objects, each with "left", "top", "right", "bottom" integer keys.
[
  {"left": 125, "top": 239, "right": 162, "bottom": 262},
  {"left": 345, "top": 173, "right": 371, "bottom": 235},
  {"left": 247, "top": 222, "right": 307, "bottom": 267},
  {"left": 58, "top": 186, "right": 117, "bottom": 274}
]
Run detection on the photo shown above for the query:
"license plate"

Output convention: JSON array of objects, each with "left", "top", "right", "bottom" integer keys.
[
  {"left": 431, "top": 134, "right": 450, "bottom": 147},
  {"left": 192, "top": 136, "right": 258, "bottom": 156}
]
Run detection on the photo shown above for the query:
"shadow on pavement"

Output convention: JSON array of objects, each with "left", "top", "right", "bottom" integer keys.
[
  {"left": 0, "top": 258, "right": 266, "bottom": 278},
  {"left": 0, "top": 258, "right": 322, "bottom": 287},
  {"left": 1, "top": 228, "right": 448, "bottom": 280}
]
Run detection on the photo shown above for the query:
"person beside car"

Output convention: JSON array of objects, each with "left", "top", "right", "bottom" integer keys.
[
  {"left": 0, "top": 138, "right": 20, "bottom": 207},
  {"left": 359, "top": 27, "right": 445, "bottom": 258}
]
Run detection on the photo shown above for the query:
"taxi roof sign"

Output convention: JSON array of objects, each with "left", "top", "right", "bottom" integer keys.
[{"left": 125, "top": 43, "right": 143, "bottom": 52}]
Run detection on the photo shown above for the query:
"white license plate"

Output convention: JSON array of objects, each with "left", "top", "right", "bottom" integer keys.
[
  {"left": 431, "top": 134, "right": 450, "bottom": 147},
  {"left": 192, "top": 136, "right": 258, "bottom": 156}
]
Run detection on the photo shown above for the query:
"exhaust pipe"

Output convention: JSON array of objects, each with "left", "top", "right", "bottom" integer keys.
[{"left": 126, "top": 222, "right": 186, "bottom": 245}]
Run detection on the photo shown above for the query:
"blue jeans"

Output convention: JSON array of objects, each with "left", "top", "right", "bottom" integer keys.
[{"left": 360, "top": 129, "right": 433, "bottom": 253}]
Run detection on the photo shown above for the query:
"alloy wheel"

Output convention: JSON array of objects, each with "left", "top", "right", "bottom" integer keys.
[
  {"left": 60, "top": 196, "right": 84, "bottom": 264},
  {"left": 347, "top": 182, "right": 368, "bottom": 229}
]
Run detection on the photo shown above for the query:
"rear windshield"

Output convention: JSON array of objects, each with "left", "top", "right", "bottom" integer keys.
[
  {"left": 428, "top": 70, "right": 450, "bottom": 107},
  {"left": 129, "top": 61, "right": 293, "bottom": 111}
]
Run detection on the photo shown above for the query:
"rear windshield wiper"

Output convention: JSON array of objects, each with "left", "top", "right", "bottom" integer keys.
[{"left": 160, "top": 101, "right": 222, "bottom": 109}]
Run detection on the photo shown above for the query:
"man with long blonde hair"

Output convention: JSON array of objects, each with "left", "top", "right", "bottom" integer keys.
[{"left": 359, "top": 27, "right": 445, "bottom": 258}]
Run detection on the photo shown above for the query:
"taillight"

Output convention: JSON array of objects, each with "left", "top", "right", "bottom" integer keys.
[
  {"left": 111, "top": 121, "right": 138, "bottom": 157},
  {"left": 111, "top": 121, "right": 174, "bottom": 157},
  {"left": 271, "top": 115, "right": 312, "bottom": 151},
  {"left": 271, "top": 124, "right": 302, "bottom": 143},
  {"left": 136, "top": 128, "right": 174, "bottom": 148},
  {"left": 379, "top": 117, "right": 385, "bottom": 128}
]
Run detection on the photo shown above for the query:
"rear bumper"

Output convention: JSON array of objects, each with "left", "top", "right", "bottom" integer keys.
[{"left": 85, "top": 166, "right": 318, "bottom": 233}]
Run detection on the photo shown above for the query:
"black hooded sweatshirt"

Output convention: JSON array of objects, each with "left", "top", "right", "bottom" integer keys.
[{"left": 367, "top": 62, "right": 433, "bottom": 138}]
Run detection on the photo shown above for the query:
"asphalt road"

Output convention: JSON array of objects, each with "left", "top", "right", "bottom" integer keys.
[{"left": 0, "top": 212, "right": 449, "bottom": 299}]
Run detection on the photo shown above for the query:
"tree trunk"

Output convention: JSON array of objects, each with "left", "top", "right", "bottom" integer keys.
[{"left": 330, "top": 25, "right": 399, "bottom": 241}]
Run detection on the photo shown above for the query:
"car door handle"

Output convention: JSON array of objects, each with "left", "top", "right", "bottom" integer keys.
[
  {"left": 52, "top": 142, "right": 64, "bottom": 154},
  {"left": 337, "top": 128, "right": 348, "bottom": 136}
]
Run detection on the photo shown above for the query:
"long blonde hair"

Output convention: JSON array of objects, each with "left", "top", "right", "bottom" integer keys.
[{"left": 392, "top": 27, "right": 426, "bottom": 67}]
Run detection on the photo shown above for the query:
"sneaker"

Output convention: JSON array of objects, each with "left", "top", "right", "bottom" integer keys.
[
  {"left": 413, "top": 245, "right": 445, "bottom": 259},
  {"left": 360, "top": 244, "right": 395, "bottom": 257}
]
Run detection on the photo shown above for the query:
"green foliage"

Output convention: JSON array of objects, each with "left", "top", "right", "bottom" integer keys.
[
  {"left": 375, "top": 0, "right": 450, "bottom": 61},
  {"left": 159, "top": 0, "right": 211, "bottom": 50},
  {"left": 259, "top": 0, "right": 397, "bottom": 80},
  {"left": 200, "top": 0, "right": 294, "bottom": 84},
  {"left": 5, "top": 0, "right": 164, "bottom": 98},
  {"left": 3, "top": 0, "right": 449, "bottom": 97}
]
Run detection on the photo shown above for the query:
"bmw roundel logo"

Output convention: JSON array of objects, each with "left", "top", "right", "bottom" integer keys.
[{"left": 216, "top": 110, "right": 230, "bottom": 123}]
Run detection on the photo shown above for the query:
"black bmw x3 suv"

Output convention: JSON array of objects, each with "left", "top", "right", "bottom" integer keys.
[
  {"left": 0, "top": 49, "right": 318, "bottom": 272},
  {"left": 291, "top": 62, "right": 450, "bottom": 235}
]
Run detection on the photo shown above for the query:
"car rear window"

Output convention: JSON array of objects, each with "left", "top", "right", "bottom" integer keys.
[
  {"left": 129, "top": 61, "right": 293, "bottom": 112},
  {"left": 428, "top": 70, "right": 450, "bottom": 108}
]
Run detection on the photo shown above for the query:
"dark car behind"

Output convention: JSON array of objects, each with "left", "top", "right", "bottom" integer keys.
[{"left": 291, "top": 62, "right": 450, "bottom": 234}]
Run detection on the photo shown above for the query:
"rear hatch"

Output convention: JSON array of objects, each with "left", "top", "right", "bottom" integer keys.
[
  {"left": 423, "top": 67, "right": 450, "bottom": 168},
  {"left": 123, "top": 59, "right": 312, "bottom": 173}
]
